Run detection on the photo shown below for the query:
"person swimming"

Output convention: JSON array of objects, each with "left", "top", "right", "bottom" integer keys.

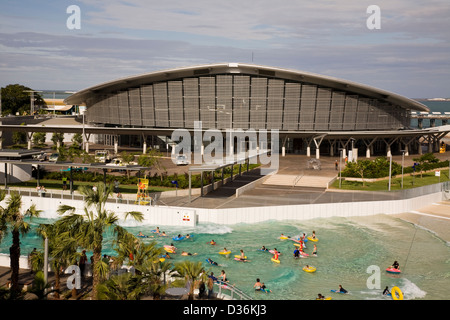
[
  {"left": 391, "top": 261, "right": 400, "bottom": 270},
  {"left": 261, "top": 283, "right": 272, "bottom": 293},
  {"left": 220, "top": 270, "right": 228, "bottom": 283},
  {"left": 209, "top": 240, "right": 216, "bottom": 245},
  {"left": 272, "top": 248, "right": 279, "bottom": 260},
  {"left": 207, "top": 258, "right": 218, "bottom": 266},
  {"left": 260, "top": 246, "right": 268, "bottom": 251},
  {"left": 253, "top": 278, "right": 262, "bottom": 291},
  {"left": 239, "top": 249, "right": 246, "bottom": 261},
  {"left": 337, "top": 285, "right": 348, "bottom": 294}
]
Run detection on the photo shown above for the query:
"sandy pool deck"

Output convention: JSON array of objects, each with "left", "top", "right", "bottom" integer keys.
[{"left": 393, "top": 200, "right": 450, "bottom": 243}]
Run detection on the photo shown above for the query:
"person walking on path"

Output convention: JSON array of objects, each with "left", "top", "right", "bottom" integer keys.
[
  {"left": 207, "top": 274, "right": 214, "bottom": 299},
  {"left": 79, "top": 250, "right": 88, "bottom": 278}
]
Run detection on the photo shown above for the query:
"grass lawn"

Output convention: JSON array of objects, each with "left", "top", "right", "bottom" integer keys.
[
  {"left": 9, "top": 179, "right": 176, "bottom": 194},
  {"left": 330, "top": 170, "right": 450, "bottom": 191}
]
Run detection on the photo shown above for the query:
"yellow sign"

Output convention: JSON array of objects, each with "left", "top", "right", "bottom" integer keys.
[{"left": 138, "top": 178, "right": 149, "bottom": 190}]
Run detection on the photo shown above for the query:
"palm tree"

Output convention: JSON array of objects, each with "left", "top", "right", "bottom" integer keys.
[
  {"left": 112, "top": 233, "right": 162, "bottom": 273},
  {"left": 56, "top": 182, "right": 143, "bottom": 299},
  {"left": 0, "top": 191, "right": 41, "bottom": 298},
  {"left": 97, "top": 272, "right": 142, "bottom": 300},
  {"left": 35, "top": 222, "right": 79, "bottom": 299},
  {"left": 175, "top": 260, "right": 206, "bottom": 300}
]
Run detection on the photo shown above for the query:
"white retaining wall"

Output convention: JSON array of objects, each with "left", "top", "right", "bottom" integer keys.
[
  {"left": 194, "top": 191, "right": 444, "bottom": 225},
  {"left": 5, "top": 196, "right": 196, "bottom": 228}
]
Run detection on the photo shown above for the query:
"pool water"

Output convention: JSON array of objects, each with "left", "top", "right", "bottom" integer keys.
[{"left": 1, "top": 213, "right": 449, "bottom": 300}]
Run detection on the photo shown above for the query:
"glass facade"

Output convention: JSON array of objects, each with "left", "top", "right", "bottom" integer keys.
[{"left": 86, "top": 74, "right": 410, "bottom": 131}]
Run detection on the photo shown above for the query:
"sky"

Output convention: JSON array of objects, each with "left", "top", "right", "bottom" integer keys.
[{"left": 0, "top": 0, "right": 449, "bottom": 98}]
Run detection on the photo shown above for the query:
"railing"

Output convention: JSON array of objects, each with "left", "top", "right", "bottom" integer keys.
[
  {"left": 3, "top": 180, "right": 450, "bottom": 207},
  {"left": 1, "top": 187, "right": 153, "bottom": 206},
  {"left": 293, "top": 172, "right": 304, "bottom": 187},
  {"left": 214, "top": 281, "right": 253, "bottom": 300}
]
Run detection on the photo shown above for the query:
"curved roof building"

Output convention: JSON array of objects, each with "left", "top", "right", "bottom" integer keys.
[
  {"left": 66, "top": 63, "right": 428, "bottom": 132},
  {"left": 64, "top": 63, "right": 439, "bottom": 157}
]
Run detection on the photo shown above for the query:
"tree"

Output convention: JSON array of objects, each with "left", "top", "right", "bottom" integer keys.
[
  {"left": 120, "top": 151, "right": 135, "bottom": 165},
  {"left": 51, "top": 132, "right": 64, "bottom": 149},
  {"left": 0, "top": 191, "right": 41, "bottom": 298},
  {"left": 0, "top": 84, "right": 46, "bottom": 116},
  {"left": 32, "top": 132, "right": 47, "bottom": 147},
  {"left": 413, "top": 153, "right": 440, "bottom": 178},
  {"left": 112, "top": 232, "right": 162, "bottom": 273},
  {"left": 137, "top": 149, "right": 166, "bottom": 181},
  {"left": 97, "top": 272, "right": 142, "bottom": 300},
  {"left": 56, "top": 183, "right": 144, "bottom": 299},
  {"left": 35, "top": 222, "right": 79, "bottom": 299},
  {"left": 354, "top": 159, "right": 373, "bottom": 187},
  {"left": 174, "top": 260, "right": 206, "bottom": 300},
  {"left": 120, "top": 151, "right": 135, "bottom": 178},
  {"left": 71, "top": 133, "right": 83, "bottom": 149},
  {"left": 12, "top": 131, "right": 26, "bottom": 146}
]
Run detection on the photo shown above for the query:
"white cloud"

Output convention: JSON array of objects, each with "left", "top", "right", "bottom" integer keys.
[{"left": 0, "top": 0, "right": 449, "bottom": 97}]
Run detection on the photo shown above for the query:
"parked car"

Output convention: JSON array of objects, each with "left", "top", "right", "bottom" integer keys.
[
  {"left": 95, "top": 150, "right": 111, "bottom": 163},
  {"left": 32, "top": 153, "right": 47, "bottom": 161},
  {"left": 49, "top": 153, "right": 59, "bottom": 162},
  {"left": 175, "top": 154, "right": 190, "bottom": 166}
]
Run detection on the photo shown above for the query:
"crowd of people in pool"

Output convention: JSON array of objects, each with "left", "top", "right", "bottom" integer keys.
[{"left": 137, "top": 227, "right": 401, "bottom": 299}]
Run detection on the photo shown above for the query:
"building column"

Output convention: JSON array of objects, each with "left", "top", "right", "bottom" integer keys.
[
  {"left": 383, "top": 137, "right": 399, "bottom": 158},
  {"left": 143, "top": 140, "right": 147, "bottom": 154},
  {"left": 362, "top": 137, "right": 377, "bottom": 159},
  {"left": 329, "top": 140, "right": 336, "bottom": 157},
  {"left": 27, "top": 132, "right": 33, "bottom": 150},
  {"left": 142, "top": 134, "right": 147, "bottom": 154},
  {"left": 281, "top": 136, "right": 287, "bottom": 157},
  {"left": 114, "top": 135, "right": 119, "bottom": 155},
  {"left": 313, "top": 135, "right": 326, "bottom": 160}
]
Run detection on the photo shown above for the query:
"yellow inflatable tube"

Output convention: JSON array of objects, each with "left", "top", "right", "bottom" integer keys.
[
  {"left": 271, "top": 258, "right": 281, "bottom": 264},
  {"left": 391, "top": 286, "right": 403, "bottom": 300},
  {"left": 303, "top": 266, "right": 316, "bottom": 273}
]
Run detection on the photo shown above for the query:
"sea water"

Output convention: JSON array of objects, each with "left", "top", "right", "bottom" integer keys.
[
  {"left": 410, "top": 100, "right": 450, "bottom": 128},
  {"left": 1, "top": 213, "right": 448, "bottom": 300}
]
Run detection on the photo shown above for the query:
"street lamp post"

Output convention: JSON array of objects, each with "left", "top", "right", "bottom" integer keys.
[
  {"left": 339, "top": 153, "right": 342, "bottom": 188},
  {"left": 24, "top": 90, "right": 42, "bottom": 115},
  {"left": 388, "top": 153, "right": 393, "bottom": 191},
  {"left": 401, "top": 150, "right": 405, "bottom": 189}
]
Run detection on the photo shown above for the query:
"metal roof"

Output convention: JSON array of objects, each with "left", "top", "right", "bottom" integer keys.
[{"left": 65, "top": 63, "right": 429, "bottom": 112}]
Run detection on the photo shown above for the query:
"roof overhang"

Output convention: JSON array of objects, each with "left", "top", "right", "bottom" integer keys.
[
  {"left": 65, "top": 63, "right": 429, "bottom": 112},
  {"left": 1, "top": 124, "right": 446, "bottom": 140}
]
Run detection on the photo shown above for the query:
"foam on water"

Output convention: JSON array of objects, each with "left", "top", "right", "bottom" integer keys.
[{"left": 400, "top": 278, "right": 427, "bottom": 300}]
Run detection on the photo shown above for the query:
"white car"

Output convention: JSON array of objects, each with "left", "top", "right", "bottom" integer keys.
[
  {"left": 176, "top": 155, "right": 190, "bottom": 166},
  {"left": 49, "top": 153, "right": 59, "bottom": 162}
]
